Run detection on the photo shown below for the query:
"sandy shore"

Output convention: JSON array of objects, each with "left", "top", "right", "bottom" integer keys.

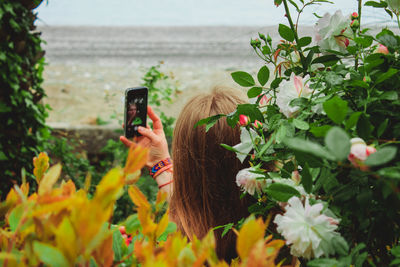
[{"left": 40, "top": 25, "right": 315, "bottom": 125}]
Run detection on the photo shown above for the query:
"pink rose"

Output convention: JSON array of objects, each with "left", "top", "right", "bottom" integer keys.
[
  {"left": 375, "top": 44, "right": 389, "bottom": 55},
  {"left": 351, "top": 12, "right": 358, "bottom": 19},
  {"left": 239, "top": 115, "right": 250, "bottom": 126},
  {"left": 348, "top": 138, "right": 377, "bottom": 170}
]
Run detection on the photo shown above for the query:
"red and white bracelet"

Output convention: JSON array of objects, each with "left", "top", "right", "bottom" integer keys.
[{"left": 148, "top": 158, "right": 173, "bottom": 179}]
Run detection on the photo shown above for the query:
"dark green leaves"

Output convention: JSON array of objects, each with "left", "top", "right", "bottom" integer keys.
[
  {"left": 298, "top": 36, "right": 312, "bottom": 47},
  {"left": 323, "top": 96, "right": 348, "bottom": 124},
  {"left": 278, "top": 24, "right": 294, "bottom": 42},
  {"left": 257, "top": 65, "right": 270, "bottom": 86},
  {"left": 194, "top": 114, "right": 225, "bottom": 132},
  {"left": 365, "top": 146, "right": 397, "bottom": 166},
  {"left": 312, "top": 55, "right": 340, "bottom": 67},
  {"left": 265, "top": 183, "right": 300, "bottom": 202},
  {"left": 325, "top": 127, "right": 350, "bottom": 161},
  {"left": 247, "top": 87, "right": 262, "bottom": 98},
  {"left": 231, "top": 71, "right": 255, "bottom": 87}
]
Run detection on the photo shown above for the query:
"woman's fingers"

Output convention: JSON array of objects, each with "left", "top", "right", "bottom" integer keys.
[
  {"left": 138, "top": 126, "right": 158, "bottom": 142},
  {"left": 147, "top": 106, "right": 163, "bottom": 131},
  {"left": 119, "top": 136, "right": 133, "bottom": 148}
]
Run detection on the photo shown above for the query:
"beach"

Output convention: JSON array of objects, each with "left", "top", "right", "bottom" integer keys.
[{"left": 41, "top": 25, "right": 316, "bottom": 125}]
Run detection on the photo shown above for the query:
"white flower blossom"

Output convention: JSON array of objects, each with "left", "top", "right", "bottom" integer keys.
[
  {"left": 276, "top": 73, "right": 319, "bottom": 118},
  {"left": 274, "top": 197, "right": 341, "bottom": 259},
  {"left": 233, "top": 128, "right": 264, "bottom": 163},
  {"left": 236, "top": 167, "right": 268, "bottom": 195},
  {"left": 315, "top": 10, "right": 353, "bottom": 53}
]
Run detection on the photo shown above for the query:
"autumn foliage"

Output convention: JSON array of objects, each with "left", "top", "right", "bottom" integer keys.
[{"left": 0, "top": 145, "right": 284, "bottom": 266}]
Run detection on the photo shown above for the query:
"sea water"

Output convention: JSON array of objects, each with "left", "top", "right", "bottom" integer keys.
[{"left": 35, "top": 0, "right": 394, "bottom": 27}]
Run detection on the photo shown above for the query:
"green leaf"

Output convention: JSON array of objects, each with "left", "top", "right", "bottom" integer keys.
[
  {"left": 323, "top": 96, "right": 348, "bottom": 124},
  {"left": 378, "top": 167, "right": 400, "bottom": 179},
  {"left": 271, "top": 78, "right": 283, "bottom": 89},
  {"left": 158, "top": 222, "right": 177, "bottom": 241},
  {"left": 292, "top": 118, "right": 309, "bottom": 130},
  {"left": 8, "top": 205, "right": 24, "bottom": 232},
  {"left": 332, "top": 236, "right": 349, "bottom": 256},
  {"left": 312, "top": 55, "right": 340, "bottom": 66},
  {"left": 33, "top": 242, "right": 70, "bottom": 267},
  {"left": 380, "top": 91, "right": 398, "bottom": 100},
  {"left": 325, "top": 127, "right": 350, "bottom": 161},
  {"left": 297, "top": 36, "right": 312, "bottom": 47},
  {"left": 194, "top": 114, "right": 225, "bottom": 132},
  {"left": 283, "top": 138, "right": 336, "bottom": 160},
  {"left": 257, "top": 65, "right": 270, "bottom": 86},
  {"left": 247, "top": 87, "right": 263, "bottom": 98},
  {"left": 357, "top": 114, "right": 374, "bottom": 140},
  {"left": 345, "top": 112, "right": 362, "bottom": 130},
  {"left": 365, "top": 146, "right": 397, "bottom": 166},
  {"left": 307, "top": 258, "right": 340, "bottom": 267},
  {"left": 365, "top": 1, "right": 387, "bottom": 7},
  {"left": 265, "top": 183, "right": 300, "bottom": 202},
  {"left": 278, "top": 24, "right": 294, "bottom": 42},
  {"left": 354, "top": 36, "right": 373, "bottom": 47},
  {"left": 222, "top": 223, "right": 234, "bottom": 237},
  {"left": 220, "top": 143, "right": 240, "bottom": 153},
  {"left": 237, "top": 104, "right": 264, "bottom": 122},
  {"left": 276, "top": 124, "right": 288, "bottom": 144},
  {"left": 112, "top": 228, "right": 124, "bottom": 261},
  {"left": 376, "top": 68, "right": 398, "bottom": 84},
  {"left": 377, "top": 118, "right": 389, "bottom": 138},
  {"left": 301, "top": 163, "right": 313, "bottom": 193},
  {"left": 231, "top": 71, "right": 255, "bottom": 87},
  {"left": 310, "top": 125, "right": 332, "bottom": 137}
]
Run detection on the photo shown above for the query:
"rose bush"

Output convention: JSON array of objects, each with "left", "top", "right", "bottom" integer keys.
[{"left": 199, "top": 0, "right": 400, "bottom": 265}]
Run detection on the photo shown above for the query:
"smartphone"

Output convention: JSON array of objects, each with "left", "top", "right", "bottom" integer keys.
[{"left": 124, "top": 87, "right": 148, "bottom": 138}]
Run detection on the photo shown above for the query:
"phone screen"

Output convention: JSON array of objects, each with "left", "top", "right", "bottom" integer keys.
[{"left": 125, "top": 87, "right": 148, "bottom": 138}]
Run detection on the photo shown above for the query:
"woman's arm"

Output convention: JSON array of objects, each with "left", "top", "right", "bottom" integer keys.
[{"left": 120, "top": 106, "right": 173, "bottom": 201}]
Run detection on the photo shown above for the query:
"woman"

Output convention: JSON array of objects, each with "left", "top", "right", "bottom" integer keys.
[{"left": 120, "top": 86, "right": 251, "bottom": 262}]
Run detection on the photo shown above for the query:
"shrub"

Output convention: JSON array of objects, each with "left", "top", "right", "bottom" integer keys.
[{"left": 0, "top": 0, "right": 50, "bottom": 197}]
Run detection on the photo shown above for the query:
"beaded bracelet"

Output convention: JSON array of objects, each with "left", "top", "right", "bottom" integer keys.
[{"left": 148, "top": 158, "right": 173, "bottom": 179}]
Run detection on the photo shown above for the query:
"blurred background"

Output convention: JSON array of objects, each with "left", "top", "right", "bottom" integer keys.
[{"left": 34, "top": 0, "right": 393, "bottom": 125}]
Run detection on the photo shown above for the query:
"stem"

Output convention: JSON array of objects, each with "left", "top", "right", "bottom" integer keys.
[
  {"left": 282, "top": 0, "right": 307, "bottom": 74},
  {"left": 355, "top": 0, "right": 362, "bottom": 70}
]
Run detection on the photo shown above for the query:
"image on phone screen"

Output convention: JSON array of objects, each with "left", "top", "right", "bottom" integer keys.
[{"left": 125, "top": 87, "right": 148, "bottom": 138}]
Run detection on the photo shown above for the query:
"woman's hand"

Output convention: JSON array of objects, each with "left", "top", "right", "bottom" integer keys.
[{"left": 120, "top": 106, "right": 170, "bottom": 167}]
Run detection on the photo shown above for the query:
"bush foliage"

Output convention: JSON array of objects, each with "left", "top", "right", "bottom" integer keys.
[{"left": 0, "top": 0, "right": 50, "bottom": 197}]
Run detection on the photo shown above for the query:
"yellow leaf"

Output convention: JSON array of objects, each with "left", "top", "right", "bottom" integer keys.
[
  {"left": 93, "top": 168, "right": 124, "bottom": 209},
  {"left": 92, "top": 233, "right": 114, "bottom": 267},
  {"left": 124, "top": 144, "right": 149, "bottom": 177},
  {"left": 236, "top": 217, "right": 266, "bottom": 260},
  {"left": 128, "top": 185, "right": 150, "bottom": 210},
  {"left": 125, "top": 170, "right": 141, "bottom": 185},
  {"left": 38, "top": 164, "right": 62, "bottom": 195},
  {"left": 33, "top": 152, "right": 50, "bottom": 183},
  {"left": 156, "top": 208, "right": 170, "bottom": 238},
  {"left": 55, "top": 217, "right": 76, "bottom": 263},
  {"left": 84, "top": 172, "right": 92, "bottom": 192}
]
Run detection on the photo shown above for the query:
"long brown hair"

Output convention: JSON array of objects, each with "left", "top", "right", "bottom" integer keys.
[{"left": 170, "top": 86, "right": 251, "bottom": 262}]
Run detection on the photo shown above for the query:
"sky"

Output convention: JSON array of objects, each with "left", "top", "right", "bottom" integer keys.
[{"left": 35, "top": 0, "right": 392, "bottom": 26}]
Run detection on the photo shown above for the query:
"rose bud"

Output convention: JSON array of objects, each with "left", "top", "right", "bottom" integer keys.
[
  {"left": 253, "top": 120, "right": 263, "bottom": 129},
  {"left": 258, "top": 32, "right": 266, "bottom": 42},
  {"left": 375, "top": 44, "right": 389, "bottom": 55},
  {"left": 351, "top": 12, "right": 358, "bottom": 19},
  {"left": 350, "top": 19, "right": 359, "bottom": 29},
  {"left": 348, "top": 137, "right": 377, "bottom": 171},
  {"left": 239, "top": 115, "right": 250, "bottom": 126},
  {"left": 363, "top": 76, "right": 371, "bottom": 83}
]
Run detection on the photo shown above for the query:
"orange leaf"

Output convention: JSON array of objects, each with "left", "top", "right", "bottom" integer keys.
[
  {"left": 236, "top": 217, "right": 266, "bottom": 260},
  {"left": 33, "top": 152, "right": 50, "bottom": 183},
  {"left": 124, "top": 144, "right": 149, "bottom": 177},
  {"left": 92, "top": 233, "right": 114, "bottom": 267},
  {"left": 128, "top": 185, "right": 150, "bottom": 210}
]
